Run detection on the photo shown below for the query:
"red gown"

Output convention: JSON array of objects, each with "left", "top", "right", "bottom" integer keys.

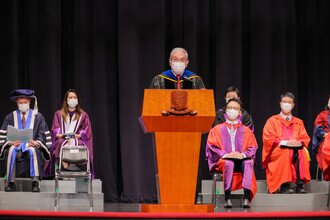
[{"left": 262, "top": 115, "right": 311, "bottom": 193}]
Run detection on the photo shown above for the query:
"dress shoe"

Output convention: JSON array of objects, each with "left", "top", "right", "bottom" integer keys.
[
  {"left": 278, "top": 183, "right": 294, "bottom": 194},
  {"left": 32, "top": 181, "right": 40, "bottom": 192},
  {"left": 279, "top": 187, "right": 295, "bottom": 194},
  {"left": 296, "top": 185, "right": 306, "bottom": 194},
  {"left": 5, "top": 182, "right": 16, "bottom": 192},
  {"left": 224, "top": 199, "right": 233, "bottom": 208},
  {"left": 242, "top": 198, "right": 251, "bottom": 208}
]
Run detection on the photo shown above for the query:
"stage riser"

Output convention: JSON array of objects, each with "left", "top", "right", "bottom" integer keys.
[
  {"left": 0, "top": 178, "right": 102, "bottom": 193},
  {"left": 0, "top": 178, "right": 104, "bottom": 211},
  {"left": 200, "top": 193, "right": 329, "bottom": 207},
  {"left": 199, "top": 180, "right": 330, "bottom": 207},
  {"left": 201, "top": 180, "right": 329, "bottom": 194},
  {"left": 0, "top": 192, "right": 103, "bottom": 211}
]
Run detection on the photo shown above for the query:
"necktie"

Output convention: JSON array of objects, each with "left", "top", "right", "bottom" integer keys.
[
  {"left": 177, "top": 75, "right": 181, "bottom": 89},
  {"left": 22, "top": 112, "right": 26, "bottom": 129},
  {"left": 286, "top": 117, "right": 289, "bottom": 121}
]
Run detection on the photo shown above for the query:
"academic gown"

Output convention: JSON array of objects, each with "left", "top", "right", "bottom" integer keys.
[
  {"left": 44, "top": 110, "right": 94, "bottom": 178},
  {"left": 0, "top": 110, "right": 51, "bottom": 180},
  {"left": 149, "top": 69, "right": 205, "bottom": 89},
  {"left": 312, "top": 110, "right": 330, "bottom": 180},
  {"left": 206, "top": 122, "right": 258, "bottom": 200},
  {"left": 262, "top": 115, "right": 311, "bottom": 193}
]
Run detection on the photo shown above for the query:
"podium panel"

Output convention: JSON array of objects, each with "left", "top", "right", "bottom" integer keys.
[{"left": 139, "top": 89, "right": 215, "bottom": 212}]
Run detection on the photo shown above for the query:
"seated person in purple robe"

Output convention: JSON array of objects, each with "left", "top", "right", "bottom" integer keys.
[
  {"left": 44, "top": 89, "right": 94, "bottom": 178},
  {"left": 0, "top": 89, "right": 51, "bottom": 192},
  {"left": 149, "top": 47, "right": 205, "bottom": 89},
  {"left": 206, "top": 98, "right": 258, "bottom": 208}
]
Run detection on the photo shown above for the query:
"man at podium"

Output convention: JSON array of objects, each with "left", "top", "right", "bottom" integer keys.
[
  {"left": 206, "top": 98, "right": 258, "bottom": 208},
  {"left": 149, "top": 47, "right": 205, "bottom": 89}
]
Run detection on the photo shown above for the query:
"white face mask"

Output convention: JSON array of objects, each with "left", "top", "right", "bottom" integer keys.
[
  {"left": 18, "top": 103, "right": 30, "bottom": 113},
  {"left": 226, "top": 109, "right": 240, "bottom": 120},
  {"left": 67, "top": 98, "right": 78, "bottom": 108},
  {"left": 171, "top": 62, "right": 186, "bottom": 76},
  {"left": 281, "top": 102, "right": 293, "bottom": 114}
]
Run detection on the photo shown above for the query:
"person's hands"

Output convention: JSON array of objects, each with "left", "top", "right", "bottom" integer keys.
[
  {"left": 74, "top": 134, "right": 81, "bottom": 139},
  {"left": 29, "top": 140, "right": 40, "bottom": 148},
  {"left": 324, "top": 133, "right": 329, "bottom": 139},
  {"left": 227, "top": 151, "right": 244, "bottom": 159},
  {"left": 10, "top": 140, "right": 21, "bottom": 147},
  {"left": 287, "top": 139, "right": 301, "bottom": 147},
  {"left": 56, "top": 134, "right": 64, "bottom": 139}
]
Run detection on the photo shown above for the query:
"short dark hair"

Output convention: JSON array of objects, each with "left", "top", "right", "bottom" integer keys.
[
  {"left": 280, "top": 92, "right": 295, "bottom": 103},
  {"left": 225, "top": 86, "right": 240, "bottom": 98},
  {"left": 226, "top": 98, "right": 243, "bottom": 110}
]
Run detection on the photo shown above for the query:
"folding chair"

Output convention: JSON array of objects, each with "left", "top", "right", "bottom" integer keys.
[{"left": 54, "top": 144, "right": 93, "bottom": 211}]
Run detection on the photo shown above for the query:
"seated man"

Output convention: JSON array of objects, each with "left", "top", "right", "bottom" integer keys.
[
  {"left": 149, "top": 47, "right": 205, "bottom": 89},
  {"left": 213, "top": 86, "right": 254, "bottom": 131},
  {"left": 312, "top": 95, "right": 330, "bottom": 180},
  {"left": 262, "top": 92, "right": 311, "bottom": 194},
  {"left": 206, "top": 98, "right": 258, "bottom": 208},
  {"left": 0, "top": 89, "right": 51, "bottom": 192}
]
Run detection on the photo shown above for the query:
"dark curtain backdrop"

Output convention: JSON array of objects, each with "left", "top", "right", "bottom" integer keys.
[{"left": 0, "top": 0, "right": 329, "bottom": 202}]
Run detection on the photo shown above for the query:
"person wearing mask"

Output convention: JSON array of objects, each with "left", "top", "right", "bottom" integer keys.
[
  {"left": 149, "top": 47, "right": 205, "bottom": 89},
  {"left": 312, "top": 95, "right": 330, "bottom": 180},
  {"left": 213, "top": 86, "right": 254, "bottom": 131},
  {"left": 0, "top": 89, "right": 51, "bottom": 192},
  {"left": 206, "top": 98, "right": 258, "bottom": 208},
  {"left": 44, "top": 89, "right": 94, "bottom": 178},
  {"left": 262, "top": 92, "right": 311, "bottom": 194}
]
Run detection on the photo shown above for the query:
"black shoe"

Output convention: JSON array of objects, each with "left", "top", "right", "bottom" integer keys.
[
  {"left": 5, "top": 182, "right": 16, "bottom": 192},
  {"left": 224, "top": 199, "right": 233, "bottom": 208},
  {"left": 296, "top": 184, "right": 306, "bottom": 194},
  {"left": 32, "top": 181, "right": 40, "bottom": 192},
  {"left": 242, "top": 198, "right": 251, "bottom": 208},
  {"left": 279, "top": 183, "right": 294, "bottom": 194}
]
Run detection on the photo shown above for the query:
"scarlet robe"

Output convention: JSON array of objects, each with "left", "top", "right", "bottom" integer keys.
[
  {"left": 206, "top": 122, "right": 258, "bottom": 200},
  {"left": 262, "top": 115, "right": 311, "bottom": 193},
  {"left": 312, "top": 110, "right": 330, "bottom": 180}
]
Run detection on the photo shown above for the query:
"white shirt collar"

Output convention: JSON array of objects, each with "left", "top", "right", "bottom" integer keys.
[
  {"left": 279, "top": 112, "right": 292, "bottom": 121},
  {"left": 226, "top": 119, "right": 239, "bottom": 126}
]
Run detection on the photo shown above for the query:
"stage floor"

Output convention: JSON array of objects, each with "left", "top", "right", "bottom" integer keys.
[{"left": 103, "top": 202, "right": 330, "bottom": 213}]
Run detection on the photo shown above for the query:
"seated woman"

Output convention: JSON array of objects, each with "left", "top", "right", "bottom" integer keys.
[
  {"left": 45, "top": 89, "right": 94, "bottom": 178},
  {"left": 312, "top": 95, "right": 330, "bottom": 180},
  {"left": 206, "top": 98, "right": 258, "bottom": 208}
]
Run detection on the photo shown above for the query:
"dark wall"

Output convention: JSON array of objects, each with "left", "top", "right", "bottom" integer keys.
[{"left": 0, "top": 0, "right": 329, "bottom": 202}]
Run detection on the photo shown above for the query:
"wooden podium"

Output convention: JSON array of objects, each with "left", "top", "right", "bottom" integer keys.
[{"left": 139, "top": 89, "right": 215, "bottom": 212}]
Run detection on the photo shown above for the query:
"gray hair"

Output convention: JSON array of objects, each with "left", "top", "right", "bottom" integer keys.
[{"left": 170, "top": 47, "right": 188, "bottom": 59}]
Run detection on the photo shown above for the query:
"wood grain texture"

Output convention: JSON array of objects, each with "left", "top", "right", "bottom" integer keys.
[{"left": 139, "top": 89, "right": 215, "bottom": 212}]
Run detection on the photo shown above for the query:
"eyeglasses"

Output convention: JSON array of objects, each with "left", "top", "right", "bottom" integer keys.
[
  {"left": 226, "top": 106, "right": 241, "bottom": 111},
  {"left": 170, "top": 58, "right": 188, "bottom": 63}
]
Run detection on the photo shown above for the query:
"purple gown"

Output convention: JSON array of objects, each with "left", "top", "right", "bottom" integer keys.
[{"left": 44, "top": 110, "right": 94, "bottom": 178}]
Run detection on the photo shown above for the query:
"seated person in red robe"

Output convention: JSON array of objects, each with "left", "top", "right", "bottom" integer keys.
[
  {"left": 312, "top": 95, "right": 330, "bottom": 180},
  {"left": 262, "top": 92, "right": 311, "bottom": 194},
  {"left": 206, "top": 98, "right": 258, "bottom": 208}
]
